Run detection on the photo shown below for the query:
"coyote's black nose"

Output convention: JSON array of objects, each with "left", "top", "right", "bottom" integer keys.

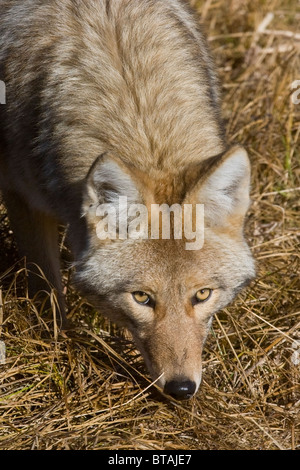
[{"left": 164, "top": 379, "right": 196, "bottom": 400}]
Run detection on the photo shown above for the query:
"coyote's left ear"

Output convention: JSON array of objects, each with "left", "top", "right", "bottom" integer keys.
[
  {"left": 83, "top": 153, "right": 142, "bottom": 213},
  {"left": 185, "top": 146, "right": 251, "bottom": 229},
  {"left": 81, "top": 152, "right": 147, "bottom": 229}
]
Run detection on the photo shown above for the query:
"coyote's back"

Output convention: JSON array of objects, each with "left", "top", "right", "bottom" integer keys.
[{"left": 0, "top": 0, "right": 255, "bottom": 399}]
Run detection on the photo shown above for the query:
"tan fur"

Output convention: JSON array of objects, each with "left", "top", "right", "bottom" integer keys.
[{"left": 0, "top": 0, "right": 255, "bottom": 398}]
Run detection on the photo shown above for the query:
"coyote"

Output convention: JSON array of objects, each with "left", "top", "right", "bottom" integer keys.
[{"left": 0, "top": 0, "right": 255, "bottom": 399}]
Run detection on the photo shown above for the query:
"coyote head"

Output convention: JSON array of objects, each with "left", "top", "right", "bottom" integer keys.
[{"left": 75, "top": 146, "right": 255, "bottom": 400}]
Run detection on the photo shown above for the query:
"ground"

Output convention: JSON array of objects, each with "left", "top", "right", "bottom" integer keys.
[{"left": 0, "top": 0, "right": 299, "bottom": 450}]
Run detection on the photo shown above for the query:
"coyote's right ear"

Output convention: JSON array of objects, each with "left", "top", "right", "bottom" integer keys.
[
  {"left": 185, "top": 146, "right": 251, "bottom": 230},
  {"left": 83, "top": 153, "right": 142, "bottom": 215}
]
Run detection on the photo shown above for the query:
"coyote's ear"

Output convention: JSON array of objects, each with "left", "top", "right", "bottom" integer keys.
[
  {"left": 83, "top": 153, "right": 142, "bottom": 213},
  {"left": 186, "top": 146, "right": 251, "bottom": 229}
]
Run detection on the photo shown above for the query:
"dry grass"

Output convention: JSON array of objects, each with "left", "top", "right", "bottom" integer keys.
[{"left": 0, "top": 0, "right": 299, "bottom": 450}]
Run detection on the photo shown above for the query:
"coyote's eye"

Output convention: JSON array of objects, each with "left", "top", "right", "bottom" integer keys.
[
  {"left": 193, "top": 288, "right": 212, "bottom": 304},
  {"left": 132, "top": 291, "right": 153, "bottom": 306}
]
